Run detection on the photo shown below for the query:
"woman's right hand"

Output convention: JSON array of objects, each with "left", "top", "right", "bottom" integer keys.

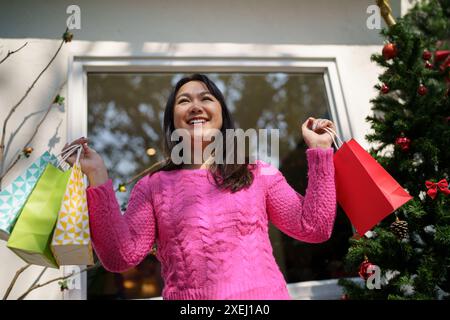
[{"left": 62, "top": 137, "right": 109, "bottom": 187}]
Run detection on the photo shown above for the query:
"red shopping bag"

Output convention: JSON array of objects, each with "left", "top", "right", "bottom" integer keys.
[{"left": 334, "top": 139, "right": 413, "bottom": 235}]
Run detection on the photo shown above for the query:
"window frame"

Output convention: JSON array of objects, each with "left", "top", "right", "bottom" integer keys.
[{"left": 66, "top": 53, "right": 352, "bottom": 300}]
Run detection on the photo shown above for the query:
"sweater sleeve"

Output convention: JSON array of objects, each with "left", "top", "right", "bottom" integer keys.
[
  {"left": 261, "top": 148, "right": 336, "bottom": 243},
  {"left": 86, "top": 175, "right": 156, "bottom": 273}
]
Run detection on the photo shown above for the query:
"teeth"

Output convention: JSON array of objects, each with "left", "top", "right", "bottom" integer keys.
[{"left": 189, "top": 119, "right": 206, "bottom": 125}]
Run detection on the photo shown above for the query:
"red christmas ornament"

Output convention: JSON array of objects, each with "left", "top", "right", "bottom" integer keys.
[
  {"left": 425, "top": 61, "right": 433, "bottom": 69},
  {"left": 440, "top": 56, "right": 450, "bottom": 72},
  {"left": 417, "top": 84, "right": 428, "bottom": 96},
  {"left": 380, "top": 83, "right": 390, "bottom": 94},
  {"left": 340, "top": 294, "right": 350, "bottom": 300},
  {"left": 435, "top": 50, "right": 450, "bottom": 62},
  {"left": 395, "top": 135, "right": 411, "bottom": 152},
  {"left": 422, "top": 50, "right": 432, "bottom": 61},
  {"left": 434, "top": 50, "right": 450, "bottom": 75},
  {"left": 358, "top": 257, "right": 376, "bottom": 281},
  {"left": 382, "top": 43, "right": 397, "bottom": 60}
]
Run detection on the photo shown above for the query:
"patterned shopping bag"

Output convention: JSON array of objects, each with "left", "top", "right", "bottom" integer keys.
[
  {"left": 0, "top": 152, "right": 57, "bottom": 240},
  {"left": 7, "top": 162, "right": 71, "bottom": 268},
  {"left": 51, "top": 146, "right": 94, "bottom": 265}
]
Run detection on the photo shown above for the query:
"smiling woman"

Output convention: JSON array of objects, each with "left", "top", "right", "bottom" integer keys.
[{"left": 84, "top": 72, "right": 353, "bottom": 300}]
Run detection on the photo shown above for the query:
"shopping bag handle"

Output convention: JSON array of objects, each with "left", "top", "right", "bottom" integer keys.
[
  {"left": 323, "top": 127, "right": 344, "bottom": 149},
  {"left": 58, "top": 144, "right": 80, "bottom": 158},
  {"left": 56, "top": 144, "right": 82, "bottom": 170}
]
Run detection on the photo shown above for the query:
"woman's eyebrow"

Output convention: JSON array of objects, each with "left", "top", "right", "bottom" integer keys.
[{"left": 176, "top": 91, "right": 211, "bottom": 100}]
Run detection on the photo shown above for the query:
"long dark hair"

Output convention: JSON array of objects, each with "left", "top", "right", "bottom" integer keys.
[{"left": 150, "top": 74, "right": 255, "bottom": 193}]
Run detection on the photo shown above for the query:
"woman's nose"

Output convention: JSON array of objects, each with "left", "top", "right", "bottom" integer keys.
[{"left": 188, "top": 102, "right": 203, "bottom": 114}]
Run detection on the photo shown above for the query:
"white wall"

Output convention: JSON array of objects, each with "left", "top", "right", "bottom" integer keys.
[
  {"left": 0, "top": 0, "right": 403, "bottom": 299},
  {"left": 2, "top": 0, "right": 400, "bottom": 44}
]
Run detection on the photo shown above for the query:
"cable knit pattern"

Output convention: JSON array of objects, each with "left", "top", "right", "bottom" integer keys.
[{"left": 86, "top": 147, "right": 336, "bottom": 300}]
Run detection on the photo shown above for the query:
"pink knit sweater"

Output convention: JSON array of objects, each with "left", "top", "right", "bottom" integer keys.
[{"left": 86, "top": 148, "right": 336, "bottom": 300}]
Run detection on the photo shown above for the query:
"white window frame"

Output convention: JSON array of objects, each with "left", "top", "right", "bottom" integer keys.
[{"left": 66, "top": 53, "right": 353, "bottom": 300}]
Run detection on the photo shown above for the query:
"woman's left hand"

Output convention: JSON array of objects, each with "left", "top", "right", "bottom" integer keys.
[{"left": 301, "top": 117, "right": 336, "bottom": 149}]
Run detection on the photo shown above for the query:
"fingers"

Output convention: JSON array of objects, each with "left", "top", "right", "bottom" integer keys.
[
  {"left": 318, "top": 119, "right": 334, "bottom": 129},
  {"left": 301, "top": 117, "right": 316, "bottom": 130},
  {"left": 59, "top": 138, "right": 89, "bottom": 166},
  {"left": 314, "top": 119, "right": 323, "bottom": 130},
  {"left": 64, "top": 137, "right": 88, "bottom": 150},
  {"left": 82, "top": 142, "right": 91, "bottom": 156},
  {"left": 61, "top": 137, "right": 88, "bottom": 154},
  {"left": 302, "top": 117, "right": 336, "bottom": 134},
  {"left": 322, "top": 120, "right": 336, "bottom": 133}
]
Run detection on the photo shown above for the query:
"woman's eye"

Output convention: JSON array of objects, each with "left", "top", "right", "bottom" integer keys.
[
  {"left": 203, "top": 97, "right": 213, "bottom": 101},
  {"left": 178, "top": 99, "right": 189, "bottom": 104}
]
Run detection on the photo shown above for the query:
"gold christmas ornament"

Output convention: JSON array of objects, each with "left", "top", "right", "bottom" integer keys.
[
  {"left": 118, "top": 184, "right": 127, "bottom": 192},
  {"left": 376, "top": 0, "right": 396, "bottom": 27},
  {"left": 23, "top": 147, "right": 34, "bottom": 157}
]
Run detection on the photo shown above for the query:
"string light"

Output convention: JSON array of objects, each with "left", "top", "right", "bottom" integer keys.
[{"left": 146, "top": 148, "right": 156, "bottom": 156}]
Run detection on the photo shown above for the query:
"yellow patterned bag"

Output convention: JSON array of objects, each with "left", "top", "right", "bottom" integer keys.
[{"left": 51, "top": 145, "right": 94, "bottom": 266}]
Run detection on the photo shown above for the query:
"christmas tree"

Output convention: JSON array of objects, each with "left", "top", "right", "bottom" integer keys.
[{"left": 338, "top": 0, "right": 450, "bottom": 300}]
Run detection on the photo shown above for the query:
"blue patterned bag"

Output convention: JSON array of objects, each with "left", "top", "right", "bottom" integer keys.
[{"left": 0, "top": 151, "right": 57, "bottom": 240}]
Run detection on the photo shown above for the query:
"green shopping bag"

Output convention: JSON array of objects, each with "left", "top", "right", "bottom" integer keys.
[
  {"left": 0, "top": 152, "right": 57, "bottom": 241},
  {"left": 7, "top": 161, "right": 71, "bottom": 268}
]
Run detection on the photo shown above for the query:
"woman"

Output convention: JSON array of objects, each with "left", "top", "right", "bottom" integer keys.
[{"left": 65, "top": 73, "right": 337, "bottom": 300}]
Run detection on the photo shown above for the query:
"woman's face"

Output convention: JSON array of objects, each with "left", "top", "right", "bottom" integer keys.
[{"left": 173, "top": 80, "right": 223, "bottom": 140}]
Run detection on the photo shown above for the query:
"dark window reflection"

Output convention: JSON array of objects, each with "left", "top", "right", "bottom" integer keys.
[{"left": 87, "top": 73, "right": 353, "bottom": 299}]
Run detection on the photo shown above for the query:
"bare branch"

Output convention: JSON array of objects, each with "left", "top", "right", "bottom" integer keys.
[
  {"left": 3, "top": 109, "right": 46, "bottom": 159},
  {"left": 0, "top": 81, "right": 67, "bottom": 190},
  {"left": 24, "top": 267, "right": 48, "bottom": 295},
  {"left": 0, "top": 29, "right": 68, "bottom": 188},
  {"left": 17, "top": 262, "right": 101, "bottom": 300},
  {"left": 0, "top": 94, "right": 58, "bottom": 186},
  {"left": 0, "top": 42, "right": 28, "bottom": 65},
  {"left": 1, "top": 81, "right": 65, "bottom": 164},
  {"left": 0, "top": 154, "right": 21, "bottom": 183},
  {"left": 2, "top": 264, "right": 31, "bottom": 300}
]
